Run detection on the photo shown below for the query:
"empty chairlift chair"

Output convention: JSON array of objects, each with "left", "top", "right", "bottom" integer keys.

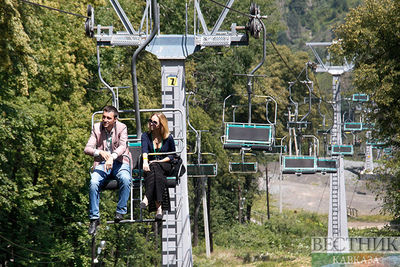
[
  {"left": 352, "top": 93, "right": 369, "bottom": 102},
  {"left": 281, "top": 135, "right": 337, "bottom": 175},
  {"left": 331, "top": 144, "right": 354, "bottom": 156},
  {"left": 223, "top": 123, "right": 274, "bottom": 150},
  {"left": 187, "top": 162, "right": 218, "bottom": 177},
  {"left": 316, "top": 158, "right": 337, "bottom": 174},
  {"left": 222, "top": 95, "right": 281, "bottom": 152},
  {"left": 282, "top": 156, "right": 317, "bottom": 175},
  {"left": 343, "top": 122, "right": 363, "bottom": 132}
]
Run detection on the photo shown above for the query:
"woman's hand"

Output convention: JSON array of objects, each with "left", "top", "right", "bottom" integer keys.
[{"left": 143, "top": 161, "right": 150, "bottom": 172}]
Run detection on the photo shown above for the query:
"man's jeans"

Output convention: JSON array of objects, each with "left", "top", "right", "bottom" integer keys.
[{"left": 89, "top": 161, "right": 131, "bottom": 219}]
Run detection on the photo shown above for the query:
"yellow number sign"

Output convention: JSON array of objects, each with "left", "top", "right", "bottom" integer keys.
[{"left": 167, "top": 76, "right": 178, "bottom": 86}]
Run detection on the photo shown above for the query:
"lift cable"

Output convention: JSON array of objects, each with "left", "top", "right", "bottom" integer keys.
[
  {"left": 20, "top": 0, "right": 88, "bottom": 19},
  {"left": 0, "top": 247, "right": 63, "bottom": 264},
  {"left": 205, "top": 0, "right": 253, "bottom": 18},
  {"left": 0, "top": 233, "right": 65, "bottom": 256},
  {"left": 316, "top": 177, "right": 329, "bottom": 213},
  {"left": 205, "top": 0, "right": 332, "bottom": 107}
]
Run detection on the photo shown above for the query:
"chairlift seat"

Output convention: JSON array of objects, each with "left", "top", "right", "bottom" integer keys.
[
  {"left": 317, "top": 129, "right": 330, "bottom": 135},
  {"left": 331, "top": 145, "right": 354, "bottom": 156},
  {"left": 128, "top": 141, "right": 179, "bottom": 188},
  {"left": 344, "top": 122, "right": 363, "bottom": 132},
  {"left": 316, "top": 158, "right": 337, "bottom": 173},
  {"left": 187, "top": 163, "right": 217, "bottom": 177},
  {"left": 287, "top": 121, "right": 310, "bottom": 129},
  {"left": 384, "top": 147, "right": 392, "bottom": 154},
  {"left": 223, "top": 123, "right": 274, "bottom": 151},
  {"left": 362, "top": 123, "right": 375, "bottom": 131},
  {"left": 128, "top": 141, "right": 142, "bottom": 169},
  {"left": 282, "top": 156, "right": 317, "bottom": 174},
  {"left": 367, "top": 141, "right": 386, "bottom": 149},
  {"left": 352, "top": 94, "right": 369, "bottom": 102},
  {"left": 229, "top": 162, "right": 258, "bottom": 173}
]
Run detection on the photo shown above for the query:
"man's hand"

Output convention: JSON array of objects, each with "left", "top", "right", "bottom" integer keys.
[
  {"left": 105, "top": 157, "right": 114, "bottom": 171},
  {"left": 99, "top": 150, "right": 112, "bottom": 161}
]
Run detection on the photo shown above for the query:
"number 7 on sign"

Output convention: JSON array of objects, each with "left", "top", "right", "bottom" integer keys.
[{"left": 167, "top": 76, "right": 178, "bottom": 86}]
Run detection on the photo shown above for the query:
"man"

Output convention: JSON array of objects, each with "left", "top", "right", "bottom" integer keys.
[{"left": 84, "top": 105, "right": 132, "bottom": 235}]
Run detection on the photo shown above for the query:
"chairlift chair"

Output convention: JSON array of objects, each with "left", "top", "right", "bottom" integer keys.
[
  {"left": 343, "top": 122, "right": 363, "bottom": 132},
  {"left": 352, "top": 94, "right": 369, "bottom": 102},
  {"left": 90, "top": 108, "right": 185, "bottom": 224},
  {"left": 281, "top": 135, "right": 320, "bottom": 175},
  {"left": 222, "top": 94, "right": 279, "bottom": 152},
  {"left": 331, "top": 144, "right": 354, "bottom": 156}
]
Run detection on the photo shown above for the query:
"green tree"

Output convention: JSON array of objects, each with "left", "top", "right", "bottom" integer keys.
[{"left": 334, "top": 0, "right": 400, "bottom": 217}]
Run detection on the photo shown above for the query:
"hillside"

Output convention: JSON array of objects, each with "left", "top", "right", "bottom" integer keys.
[{"left": 277, "top": 0, "right": 361, "bottom": 49}]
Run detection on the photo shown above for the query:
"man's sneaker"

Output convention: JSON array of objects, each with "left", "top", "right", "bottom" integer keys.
[
  {"left": 114, "top": 212, "right": 124, "bottom": 223},
  {"left": 88, "top": 219, "right": 100, "bottom": 235}
]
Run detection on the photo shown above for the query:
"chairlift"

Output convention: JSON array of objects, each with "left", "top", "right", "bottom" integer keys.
[
  {"left": 362, "top": 122, "right": 375, "bottom": 131},
  {"left": 282, "top": 156, "right": 316, "bottom": 174},
  {"left": 222, "top": 94, "right": 279, "bottom": 152},
  {"left": 228, "top": 149, "right": 258, "bottom": 174},
  {"left": 186, "top": 93, "right": 218, "bottom": 178},
  {"left": 281, "top": 135, "right": 320, "bottom": 175},
  {"left": 286, "top": 81, "right": 312, "bottom": 129},
  {"left": 89, "top": 108, "right": 185, "bottom": 225},
  {"left": 352, "top": 94, "right": 369, "bottom": 102},
  {"left": 331, "top": 144, "right": 354, "bottom": 156},
  {"left": 221, "top": 27, "right": 280, "bottom": 153},
  {"left": 316, "top": 158, "right": 337, "bottom": 174},
  {"left": 343, "top": 122, "right": 363, "bottom": 132},
  {"left": 187, "top": 162, "right": 218, "bottom": 177}
]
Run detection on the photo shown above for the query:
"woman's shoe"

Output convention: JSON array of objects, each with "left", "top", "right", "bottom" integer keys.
[
  {"left": 155, "top": 212, "right": 163, "bottom": 220},
  {"left": 140, "top": 201, "right": 147, "bottom": 209},
  {"left": 140, "top": 197, "right": 148, "bottom": 209},
  {"left": 155, "top": 206, "right": 163, "bottom": 220}
]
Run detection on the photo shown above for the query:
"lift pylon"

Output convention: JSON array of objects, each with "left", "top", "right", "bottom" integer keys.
[{"left": 307, "top": 41, "right": 353, "bottom": 253}]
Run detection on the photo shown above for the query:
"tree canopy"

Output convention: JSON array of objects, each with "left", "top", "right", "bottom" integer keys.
[{"left": 334, "top": 0, "right": 400, "bottom": 217}]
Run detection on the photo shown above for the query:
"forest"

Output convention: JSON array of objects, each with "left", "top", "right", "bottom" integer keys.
[{"left": 1, "top": 0, "right": 400, "bottom": 266}]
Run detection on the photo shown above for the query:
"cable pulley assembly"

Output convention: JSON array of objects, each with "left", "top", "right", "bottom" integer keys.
[
  {"left": 247, "top": 2, "right": 261, "bottom": 39},
  {"left": 85, "top": 5, "right": 94, "bottom": 38}
]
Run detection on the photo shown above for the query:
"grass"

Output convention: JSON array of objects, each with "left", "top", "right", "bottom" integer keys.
[
  {"left": 347, "top": 214, "right": 392, "bottom": 223},
  {"left": 193, "top": 246, "right": 311, "bottom": 267}
]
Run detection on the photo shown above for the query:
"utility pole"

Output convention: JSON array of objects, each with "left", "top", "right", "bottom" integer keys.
[
  {"left": 265, "top": 166, "right": 270, "bottom": 219},
  {"left": 307, "top": 42, "right": 353, "bottom": 252},
  {"left": 364, "top": 131, "right": 374, "bottom": 174}
]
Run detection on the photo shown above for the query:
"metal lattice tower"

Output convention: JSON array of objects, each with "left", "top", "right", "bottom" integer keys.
[
  {"left": 86, "top": 1, "right": 251, "bottom": 265},
  {"left": 307, "top": 42, "right": 353, "bottom": 252}
]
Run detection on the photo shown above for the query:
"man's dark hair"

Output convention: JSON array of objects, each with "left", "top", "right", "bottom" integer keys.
[{"left": 103, "top": 105, "right": 119, "bottom": 118}]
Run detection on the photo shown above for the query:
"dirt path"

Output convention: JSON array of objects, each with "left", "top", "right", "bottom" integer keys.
[{"left": 257, "top": 161, "right": 386, "bottom": 228}]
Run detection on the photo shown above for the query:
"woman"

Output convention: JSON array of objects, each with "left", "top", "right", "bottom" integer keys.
[{"left": 140, "top": 112, "right": 176, "bottom": 219}]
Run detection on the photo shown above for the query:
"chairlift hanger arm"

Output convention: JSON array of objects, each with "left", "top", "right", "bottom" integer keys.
[
  {"left": 131, "top": 0, "right": 159, "bottom": 139},
  {"left": 265, "top": 96, "right": 277, "bottom": 125},
  {"left": 97, "top": 46, "right": 117, "bottom": 108},
  {"left": 186, "top": 93, "right": 199, "bottom": 155},
  {"left": 109, "top": 0, "right": 136, "bottom": 34}
]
